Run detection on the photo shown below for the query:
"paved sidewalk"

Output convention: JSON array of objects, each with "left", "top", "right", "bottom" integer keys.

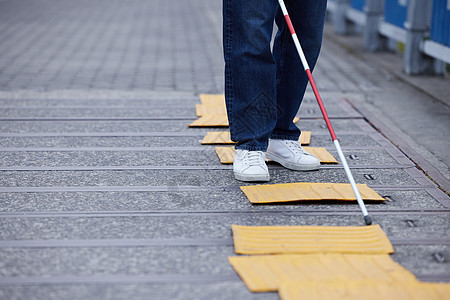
[{"left": 0, "top": 1, "right": 449, "bottom": 299}]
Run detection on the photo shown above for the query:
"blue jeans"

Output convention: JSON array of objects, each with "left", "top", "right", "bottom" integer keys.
[{"left": 223, "top": 0, "right": 327, "bottom": 151}]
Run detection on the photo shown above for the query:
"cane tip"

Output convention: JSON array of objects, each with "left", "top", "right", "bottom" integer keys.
[{"left": 364, "top": 215, "right": 372, "bottom": 225}]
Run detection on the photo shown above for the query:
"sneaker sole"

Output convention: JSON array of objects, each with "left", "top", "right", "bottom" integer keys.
[
  {"left": 266, "top": 152, "right": 320, "bottom": 171},
  {"left": 234, "top": 172, "right": 270, "bottom": 182}
]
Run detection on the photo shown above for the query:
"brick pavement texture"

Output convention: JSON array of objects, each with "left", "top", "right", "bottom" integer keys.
[
  {"left": 0, "top": 0, "right": 449, "bottom": 299},
  {"left": 0, "top": 0, "right": 223, "bottom": 93}
]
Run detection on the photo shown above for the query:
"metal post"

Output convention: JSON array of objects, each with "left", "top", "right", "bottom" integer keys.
[
  {"left": 404, "top": 0, "right": 443, "bottom": 74},
  {"left": 334, "top": 0, "right": 351, "bottom": 34},
  {"left": 364, "top": 0, "right": 386, "bottom": 52}
]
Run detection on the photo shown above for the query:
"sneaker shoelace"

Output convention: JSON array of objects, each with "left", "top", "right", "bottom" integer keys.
[
  {"left": 244, "top": 151, "right": 265, "bottom": 166},
  {"left": 285, "top": 140, "right": 305, "bottom": 155}
]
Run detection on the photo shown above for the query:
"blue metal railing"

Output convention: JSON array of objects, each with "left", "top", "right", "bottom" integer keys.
[
  {"left": 326, "top": 0, "right": 449, "bottom": 72},
  {"left": 430, "top": 0, "right": 450, "bottom": 46},
  {"left": 351, "top": 0, "right": 365, "bottom": 11},
  {"left": 384, "top": 0, "right": 408, "bottom": 28}
]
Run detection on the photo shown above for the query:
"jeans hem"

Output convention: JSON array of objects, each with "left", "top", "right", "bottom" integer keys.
[
  {"left": 235, "top": 145, "right": 268, "bottom": 151},
  {"left": 269, "top": 134, "right": 299, "bottom": 141}
]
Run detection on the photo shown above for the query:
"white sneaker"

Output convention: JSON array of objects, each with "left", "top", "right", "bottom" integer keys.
[
  {"left": 266, "top": 139, "right": 320, "bottom": 171},
  {"left": 233, "top": 149, "right": 270, "bottom": 182}
]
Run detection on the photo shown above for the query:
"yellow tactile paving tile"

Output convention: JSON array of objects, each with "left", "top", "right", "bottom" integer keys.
[
  {"left": 279, "top": 280, "right": 450, "bottom": 300},
  {"left": 212, "top": 147, "right": 239, "bottom": 163},
  {"left": 201, "top": 131, "right": 311, "bottom": 145},
  {"left": 304, "top": 147, "right": 338, "bottom": 163},
  {"left": 201, "top": 131, "right": 233, "bottom": 144},
  {"left": 215, "top": 147, "right": 236, "bottom": 164},
  {"left": 240, "top": 182, "right": 385, "bottom": 203},
  {"left": 195, "top": 104, "right": 227, "bottom": 117},
  {"left": 228, "top": 254, "right": 417, "bottom": 292},
  {"left": 231, "top": 224, "right": 394, "bottom": 255},
  {"left": 198, "top": 95, "right": 300, "bottom": 124},
  {"left": 188, "top": 115, "right": 229, "bottom": 127},
  {"left": 215, "top": 146, "right": 336, "bottom": 164},
  {"left": 199, "top": 93, "right": 226, "bottom": 106},
  {"left": 299, "top": 131, "right": 311, "bottom": 145}
]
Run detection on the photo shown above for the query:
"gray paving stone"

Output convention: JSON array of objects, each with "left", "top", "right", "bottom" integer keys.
[
  {"left": 0, "top": 103, "right": 359, "bottom": 119},
  {"left": 0, "top": 134, "right": 381, "bottom": 149},
  {"left": 0, "top": 189, "right": 445, "bottom": 212},
  {"left": 0, "top": 168, "right": 422, "bottom": 187},
  {"left": 309, "top": 134, "right": 384, "bottom": 147},
  {"left": 0, "top": 283, "right": 277, "bottom": 300},
  {"left": 1, "top": 214, "right": 448, "bottom": 240},
  {"left": 0, "top": 150, "right": 220, "bottom": 167},
  {"left": 0, "top": 98, "right": 198, "bottom": 108},
  {"left": 0, "top": 107, "right": 197, "bottom": 119},
  {"left": 326, "top": 149, "right": 409, "bottom": 166},
  {"left": 298, "top": 104, "right": 362, "bottom": 119},
  {"left": 0, "top": 136, "right": 205, "bottom": 148},
  {"left": 391, "top": 245, "right": 450, "bottom": 277},
  {"left": 0, "top": 245, "right": 447, "bottom": 278},
  {"left": 0, "top": 119, "right": 366, "bottom": 134},
  {"left": 0, "top": 246, "right": 235, "bottom": 277},
  {"left": 0, "top": 120, "right": 199, "bottom": 134},
  {"left": 0, "top": 148, "right": 406, "bottom": 167}
]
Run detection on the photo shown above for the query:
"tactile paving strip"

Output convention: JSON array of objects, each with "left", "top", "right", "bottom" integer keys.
[
  {"left": 228, "top": 254, "right": 417, "bottom": 292},
  {"left": 232, "top": 224, "right": 394, "bottom": 255},
  {"left": 201, "top": 131, "right": 311, "bottom": 145},
  {"left": 189, "top": 115, "right": 229, "bottom": 127},
  {"left": 215, "top": 146, "right": 336, "bottom": 164},
  {"left": 199, "top": 94, "right": 226, "bottom": 106},
  {"left": 300, "top": 131, "right": 310, "bottom": 144},
  {"left": 279, "top": 280, "right": 450, "bottom": 300},
  {"left": 201, "top": 131, "right": 234, "bottom": 144},
  {"left": 303, "top": 147, "right": 337, "bottom": 163},
  {"left": 240, "top": 182, "right": 385, "bottom": 203},
  {"left": 195, "top": 104, "right": 227, "bottom": 117},
  {"left": 215, "top": 147, "right": 235, "bottom": 164}
]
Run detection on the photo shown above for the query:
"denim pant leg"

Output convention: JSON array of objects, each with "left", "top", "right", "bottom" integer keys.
[
  {"left": 271, "top": 0, "right": 328, "bottom": 141},
  {"left": 223, "top": 0, "right": 278, "bottom": 151}
]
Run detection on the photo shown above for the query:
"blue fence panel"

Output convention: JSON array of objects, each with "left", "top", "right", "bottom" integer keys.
[
  {"left": 430, "top": 0, "right": 450, "bottom": 46},
  {"left": 384, "top": 0, "right": 408, "bottom": 28},
  {"left": 351, "top": 0, "right": 365, "bottom": 11}
]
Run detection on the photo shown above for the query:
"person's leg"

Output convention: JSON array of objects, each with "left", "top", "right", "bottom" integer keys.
[
  {"left": 266, "top": 0, "right": 327, "bottom": 171},
  {"left": 271, "top": 0, "right": 327, "bottom": 140},
  {"left": 223, "top": 0, "right": 278, "bottom": 151}
]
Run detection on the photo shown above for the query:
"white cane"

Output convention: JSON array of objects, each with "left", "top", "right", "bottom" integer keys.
[{"left": 278, "top": 0, "right": 372, "bottom": 225}]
